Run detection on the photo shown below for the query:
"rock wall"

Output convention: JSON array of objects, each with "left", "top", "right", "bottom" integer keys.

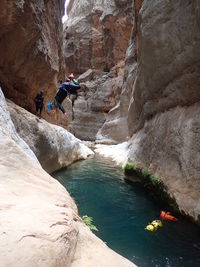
[
  {"left": 0, "top": 87, "right": 78, "bottom": 267},
  {"left": 64, "top": 0, "right": 133, "bottom": 140},
  {"left": 98, "top": 0, "right": 200, "bottom": 221},
  {"left": 64, "top": 0, "right": 133, "bottom": 75},
  {"left": 69, "top": 62, "right": 125, "bottom": 141},
  {"left": 7, "top": 100, "right": 94, "bottom": 173},
  {"left": 0, "top": 88, "right": 136, "bottom": 266},
  {"left": 0, "top": 0, "right": 65, "bottom": 123}
]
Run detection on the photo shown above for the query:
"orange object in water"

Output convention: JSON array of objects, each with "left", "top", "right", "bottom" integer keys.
[{"left": 160, "top": 211, "right": 178, "bottom": 221}]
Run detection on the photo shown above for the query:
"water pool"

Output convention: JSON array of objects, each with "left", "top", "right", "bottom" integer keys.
[{"left": 53, "top": 157, "right": 200, "bottom": 267}]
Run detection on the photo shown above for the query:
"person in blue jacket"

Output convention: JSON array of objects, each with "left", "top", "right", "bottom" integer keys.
[{"left": 53, "top": 79, "right": 81, "bottom": 118}]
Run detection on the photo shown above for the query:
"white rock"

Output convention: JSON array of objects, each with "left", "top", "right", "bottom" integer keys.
[
  {"left": 7, "top": 100, "right": 94, "bottom": 173},
  {"left": 0, "top": 88, "right": 136, "bottom": 267}
]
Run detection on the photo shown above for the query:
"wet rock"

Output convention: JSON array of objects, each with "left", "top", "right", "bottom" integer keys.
[
  {"left": 128, "top": 104, "right": 200, "bottom": 222},
  {"left": 97, "top": 0, "right": 200, "bottom": 222}
]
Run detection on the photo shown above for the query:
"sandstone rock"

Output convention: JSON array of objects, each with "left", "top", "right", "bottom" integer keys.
[
  {"left": 71, "top": 221, "right": 136, "bottom": 267},
  {"left": 128, "top": 0, "right": 200, "bottom": 134},
  {"left": 0, "top": 88, "right": 79, "bottom": 267},
  {"left": 128, "top": 104, "right": 200, "bottom": 222},
  {"left": 97, "top": 0, "right": 200, "bottom": 222},
  {"left": 0, "top": 0, "right": 65, "bottom": 124},
  {"left": 78, "top": 69, "right": 94, "bottom": 83},
  {"left": 0, "top": 88, "right": 38, "bottom": 164},
  {"left": 7, "top": 100, "right": 94, "bottom": 173},
  {"left": 96, "top": 33, "right": 137, "bottom": 143},
  {"left": 0, "top": 87, "right": 136, "bottom": 267},
  {"left": 64, "top": 0, "right": 133, "bottom": 75},
  {"left": 69, "top": 62, "right": 125, "bottom": 140},
  {"left": 63, "top": 0, "right": 134, "bottom": 141}
]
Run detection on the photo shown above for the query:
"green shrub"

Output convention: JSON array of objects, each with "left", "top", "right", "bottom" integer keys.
[
  {"left": 150, "top": 175, "right": 158, "bottom": 186},
  {"left": 124, "top": 162, "right": 137, "bottom": 175},
  {"left": 124, "top": 163, "right": 179, "bottom": 212},
  {"left": 82, "top": 215, "right": 98, "bottom": 231},
  {"left": 142, "top": 168, "right": 149, "bottom": 179}
]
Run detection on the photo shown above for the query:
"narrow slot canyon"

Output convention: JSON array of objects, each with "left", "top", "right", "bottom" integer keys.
[{"left": 0, "top": 1, "right": 200, "bottom": 266}]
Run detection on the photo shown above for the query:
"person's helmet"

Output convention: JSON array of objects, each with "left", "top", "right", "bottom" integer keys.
[
  {"left": 40, "top": 89, "right": 44, "bottom": 95},
  {"left": 68, "top": 73, "right": 74, "bottom": 79}
]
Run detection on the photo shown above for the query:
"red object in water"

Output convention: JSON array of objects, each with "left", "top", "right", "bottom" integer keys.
[{"left": 160, "top": 211, "right": 178, "bottom": 221}]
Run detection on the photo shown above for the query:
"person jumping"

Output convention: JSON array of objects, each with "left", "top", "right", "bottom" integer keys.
[{"left": 47, "top": 78, "right": 81, "bottom": 123}]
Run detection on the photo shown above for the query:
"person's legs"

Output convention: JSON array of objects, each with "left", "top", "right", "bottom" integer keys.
[
  {"left": 55, "top": 99, "right": 68, "bottom": 124},
  {"left": 36, "top": 102, "right": 40, "bottom": 115},
  {"left": 39, "top": 104, "right": 44, "bottom": 118}
]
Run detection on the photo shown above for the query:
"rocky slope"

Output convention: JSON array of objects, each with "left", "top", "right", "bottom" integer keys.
[
  {"left": 0, "top": 0, "right": 65, "bottom": 125},
  {"left": 64, "top": 0, "right": 134, "bottom": 140},
  {"left": 97, "top": 0, "right": 200, "bottom": 222},
  {"left": 7, "top": 100, "right": 93, "bottom": 172},
  {"left": 69, "top": 62, "right": 125, "bottom": 141},
  {"left": 0, "top": 87, "right": 136, "bottom": 266},
  {"left": 0, "top": 87, "right": 78, "bottom": 267}
]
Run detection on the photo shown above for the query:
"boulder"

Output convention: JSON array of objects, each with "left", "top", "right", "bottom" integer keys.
[{"left": 7, "top": 100, "right": 94, "bottom": 173}]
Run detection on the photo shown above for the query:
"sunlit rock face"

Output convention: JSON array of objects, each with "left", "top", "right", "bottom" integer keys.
[
  {"left": 0, "top": 0, "right": 65, "bottom": 117},
  {"left": 64, "top": 0, "right": 133, "bottom": 140}
]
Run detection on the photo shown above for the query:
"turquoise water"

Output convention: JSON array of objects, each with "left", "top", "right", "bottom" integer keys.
[{"left": 53, "top": 157, "right": 200, "bottom": 267}]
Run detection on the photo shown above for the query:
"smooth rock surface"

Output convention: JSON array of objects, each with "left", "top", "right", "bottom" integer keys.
[
  {"left": 0, "top": 88, "right": 136, "bottom": 266},
  {"left": 7, "top": 100, "right": 94, "bottom": 173},
  {"left": 128, "top": 104, "right": 200, "bottom": 222},
  {"left": 97, "top": 0, "right": 200, "bottom": 222},
  {"left": 71, "top": 222, "right": 136, "bottom": 267},
  {"left": 0, "top": 88, "right": 79, "bottom": 267}
]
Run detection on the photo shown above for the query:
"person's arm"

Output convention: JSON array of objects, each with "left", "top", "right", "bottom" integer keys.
[{"left": 69, "top": 82, "right": 80, "bottom": 90}]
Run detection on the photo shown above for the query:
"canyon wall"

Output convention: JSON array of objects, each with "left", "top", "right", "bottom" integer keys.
[
  {"left": 0, "top": 86, "right": 135, "bottom": 267},
  {"left": 64, "top": 0, "right": 134, "bottom": 140},
  {"left": 99, "top": 0, "right": 200, "bottom": 221},
  {"left": 127, "top": 0, "right": 200, "bottom": 222},
  {"left": 0, "top": 0, "right": 66, "bottom": 125},
  {"left": 64, "top": 0, "right": 133, "bottom": 75}
]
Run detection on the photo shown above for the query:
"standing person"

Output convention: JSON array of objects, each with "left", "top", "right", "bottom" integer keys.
[{"left": 34, "top": 89, "right": 44, "bottom": 118}]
